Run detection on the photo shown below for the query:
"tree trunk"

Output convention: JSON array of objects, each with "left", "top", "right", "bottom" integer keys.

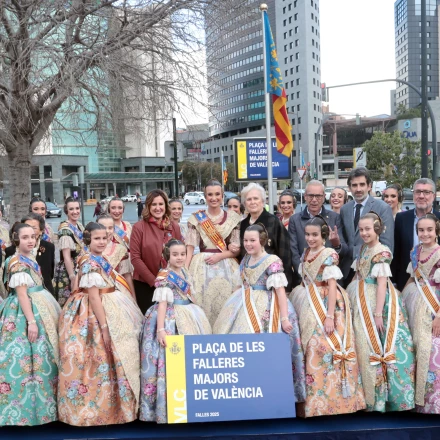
[{"left": 7, "top": 142, "right": 32, "bottom": 223}]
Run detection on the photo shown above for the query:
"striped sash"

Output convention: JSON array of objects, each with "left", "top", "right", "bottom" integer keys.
[
  {"left": 114, "top": 224, "right": 130, "bottom": 249},
  {"left": 302, "top": 265, "right": 355, "bottom": 398},
  {"left": 194, "top": 210, "right": 227, "bottom": 252},
  {"left": 356, "top": 279, "right": 399, "bottom": 399},
  {"left": 413, "top": 266, "right": 440, "bottom": 316},
  {"left": 0, "top": 238, "right": 5, "bottom": 251}
]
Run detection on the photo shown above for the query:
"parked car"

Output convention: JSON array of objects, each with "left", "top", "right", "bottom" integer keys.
[
  {"left": 324, "top": 187, "right": 334, "bottom": 203},
  {"left": 121, "top": 194, "right": 137, "bottom": 202},
  {"left": 372, "top": 181, "right": 387, "bottom": 197},
  {"left": 224, "top": 191, "right": 239, "bottom": 205},
  {"left": 45, "top": 202, "right": 62, "bottom": 218},
  {"left": 184, "top": 191, "right": 205, "bottom": 205},
  {"left": 402, "top": 188, "right": 413, "bottom": 200}
]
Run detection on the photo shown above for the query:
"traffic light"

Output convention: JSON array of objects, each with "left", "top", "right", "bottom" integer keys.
[
  {"left": 321, "top": 83, "right": 328, "bottom": 102},
  {"left": 428, "top": 149, "right": 432, "bottom": 156}
]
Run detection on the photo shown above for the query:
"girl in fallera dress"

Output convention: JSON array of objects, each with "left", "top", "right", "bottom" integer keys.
[
  {"left": 0, "top": 223, "right": 61, "bottom": 426},
  {"left": 347, "top": 213, "right": 415, "bottom": 412},
  {"left": 53, "top": 198, "right": 86, "bottom": 306},
  {"left": 214, "top": 224, "right": 306, "bottom": 404},
  {"left": 140, "top": 239, "right": 211, "bottom": 423},
  {"left": 186, "top": 180, "right": 241, "bottom": 326},
  {"left": 97, "top": 214, "right": 136, "bottom": 299},
  {"left": 107, "top": 197, "right": 132, "bottom": 248},
  {"left": 403, "top": 213, "right": 440, "bottom": 414},
  {"left": 291, "top": 216, "right": 366, "bottom": 417},
  {"left": 58, "top": 222, "right": 143, "bottom": 426}
]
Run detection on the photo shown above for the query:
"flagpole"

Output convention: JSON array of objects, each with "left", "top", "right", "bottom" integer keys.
[{"left": 260, "top": 3, "right": 274, "bottom": 214}]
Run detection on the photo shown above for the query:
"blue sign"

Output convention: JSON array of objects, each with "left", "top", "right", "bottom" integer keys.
[
  {"left": 234, "top": 138, "right": 292, "bottom": 181},
  {"left": 403, "top": 130, "right": 417, "bottom": 139},
  {"left": 166, "top": 333, "right": 296, "bottom": 424}
]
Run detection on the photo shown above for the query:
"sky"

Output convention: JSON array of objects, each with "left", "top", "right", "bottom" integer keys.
[{"left": 320, "top": 0, "right": 396, "bottom": 117}]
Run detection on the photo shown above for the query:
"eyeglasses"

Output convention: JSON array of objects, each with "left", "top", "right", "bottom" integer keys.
[
  {"left": 414, "top": 190, "right": 434, "bottom": 197},
  {"left": 306, "top": 194, "right": 324, "bottom": 200}
]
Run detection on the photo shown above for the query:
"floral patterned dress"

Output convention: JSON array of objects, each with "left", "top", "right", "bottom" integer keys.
[
  {"left": 291, "top": 247, "right": 366, "bottom": 417},
  {"left": 53, "top": 221, "right": 85, "bottom": 306},
  {"left": 103, "top": 241, "right": 133, "bottom": 278},
  {"left": 58, "top": 253, "right": 144, "bottom": 426},
  {"left": 403, "top": 244, "right": 440, "bottom": 414},
  {"left": 0, "top": 254, "right": 61, "bottom": 426},
  {"left": 347, "top": 243, "right": 415, "bottom": 412},
  {"left": 186, "top": 210, "right": 241, "bottom": 326},
  {"left": 214, "top": 254, "right": 306, "bottom": 403},
  {"left": 140, "top": 268, "right": 211, "bottom": 423}
]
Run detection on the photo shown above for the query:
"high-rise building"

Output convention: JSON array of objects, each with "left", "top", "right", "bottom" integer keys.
[
  {"left": 205, "top": 0, "right": 322, "bottom": 179},
  {"left": 394, "top": 0, "right": 439, "bottom": 109}
]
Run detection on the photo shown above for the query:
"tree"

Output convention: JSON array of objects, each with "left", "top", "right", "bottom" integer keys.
[
  {"left": 0, "top": 0, "right": 251, "bottom": 221},
  {"left": 396, "top": 103, "right": 421, "bottom": 120},
  {"left": 361, "top": 131, "right": 421, "bottom": 188}
]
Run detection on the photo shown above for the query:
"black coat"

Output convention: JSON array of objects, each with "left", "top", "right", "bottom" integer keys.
[{"left": 5, "top": 240, "right": 55, "bottom": 295}]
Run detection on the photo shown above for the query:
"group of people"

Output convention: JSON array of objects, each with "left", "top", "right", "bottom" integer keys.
[{"left": 0, "top": 166, "right": 439, "bottom": 427}]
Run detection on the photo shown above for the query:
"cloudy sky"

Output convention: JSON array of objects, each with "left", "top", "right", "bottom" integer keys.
[{"left": 320, "top": 0, "right": 396, "bottom": 117}]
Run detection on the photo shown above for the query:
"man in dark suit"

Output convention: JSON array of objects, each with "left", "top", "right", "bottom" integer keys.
[
  {"left": 289, "top": 180, "right": 347, "bottom": 274},
  {"left": 340, "top": 168, "right": 394, "bottom": 284},
  {"left": 391, "top": 178, "right": 440, "bottom": 291},
  {"left": 5, "top": 213, "right": 55, "bottom": 295}
]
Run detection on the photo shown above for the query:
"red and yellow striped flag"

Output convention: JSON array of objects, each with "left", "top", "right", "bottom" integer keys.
[{"left": 263, "top": 11, "right": 294, "bottom": 158}]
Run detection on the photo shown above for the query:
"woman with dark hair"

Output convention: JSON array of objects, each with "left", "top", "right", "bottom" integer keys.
[
  {"left": 53, "top": 197, "right": 86, "bottom": 306},
  {"left": 382, "top": 184, "right": 404, "bottom": 219},
  {"left": 5, "top": 213, "right": 55, "bottom": 296},
  {"left": 277, "top": 190, "right": 297, "bottom": 229},
  {"left": 186, "top": 180, "right": 241, "bottom": 325},
  {"left": 130, "top": 189, "right": 182, "bottom": 313},
  {"left": 58, "top": 222, "right": 143, "bottom": 426},
  {"left": 227, "top": 196, "right": 245, "bottom": 219},
  {"left": 29, "top": 197, "right": 56, "bottom": 243},
  {"left": 107, "top": 197, "right": 132, "bottom": 248}
]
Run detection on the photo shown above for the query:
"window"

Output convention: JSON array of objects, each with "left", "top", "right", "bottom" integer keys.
[
  {"left": 285, "top": 70, "right": 288, "bottom": 77},
  {"left": 314, "top": 117, "right": 317, "bottom": 123},
  {"left": 299, "top": 133, "right": 302, "bottom": 140},
  {"left": 296, "top": 78, "right": 300, "bottom": 85},
  {"left": 292, "top": 118, "right": 295, "bottom": 125},
  {"left": 284, "top": 44, "right": 287, "bottom": 51},
  {"left": 291, "top": 105, "right": 295, "bottom": 112},
  {"left": 289, "top": 42, "right": 293, "bottom": 49},
  {"left": 295, "top": 26, "right": 299, "bottom": 33},
  {"left": 311, "top": 13, "right": 314, "bottom": 19},
  {"left": 313, "top": 91, "right": 316, "bottom": 98},
  {"left": 290, "top": 67, "right": 294, "bottom": 74},
  {"left": 295, "top": 52, "right": 299, "bottom": 59},
  {"left": 297, "top": 91, "right": 300, "bottom": 98},
  {"left": 312, "top": 52, "right": 315, "bottom": 59},
  {"left": 284, "top": 32, "right": 287, "bottom": 39},
  {"left": 313, "top": 65, "right": 315, "bottom": 72},
  {"left": 291, "top": 80, "right": 294, "bottom": 87},
  {"left": 294, "top": 13, "right": 298, "bottom": 20},
  {"left": 296, "top": 65, "right": 299, "bottom": 73},
  {"left": 295, "top": 39, "right": 299, "bottom": 46},
  {"left": 291, "top": 93, "right": 294, "bottom": 100},
  {"left": 289, "top": 16, "right": 292, "bottom": 23},
  {"left": 313, "top": 78, "right": 316, "bottom": 85},
  {"left": 289, "top": 29, "right": 292, "bottom": 36},
  {"left": 294, "top": 0, "right": 297, "bottom": 6},
  {"left": 297, "top": 104, "right": 300, "bottom": 111},
  {"left": 288, "top": 3, "right": 291, "bottom": 10},
  {"left": 312, "top": 39, "right": 314, "bottom": 46},
  {"left": 428, "top": 86, "right": 432, "bottom": 92},
  {"left": 283, "top": 6, "right": 286, "bottom": 13},
  {"left": 283, "top": 19, "right": 286, "bottom": 26}
]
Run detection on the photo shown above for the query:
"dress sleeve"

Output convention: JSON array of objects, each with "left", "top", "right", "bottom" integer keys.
[
  {"left": 59, "top": 233, "right": 76, "bottom": 250},
  {"left": 152, "top": 286, "right": 175, "bottom": 303},
  {"left": 79, "top": 260, "right": 106, "bottom": 288},
  {"left": 229, "top": 227, "right": 241, "bottom": 246},
  {"left": 321, "top": 252, "right": 343, "bottom": 281},
  {"left": 266, "top": 259, "right": 288, "bottom": 290},
  {"left": 185, "top": 223, "right": 200, "bottom": 247},
  {"left": 117, "top": 257, "right": 133, "bottom": 275},
  {"left": 9, "top": 272, "right": 36, "bottom": 288},
  {"left": 370, "top": 250, "right": 393, "bottom": 278}
]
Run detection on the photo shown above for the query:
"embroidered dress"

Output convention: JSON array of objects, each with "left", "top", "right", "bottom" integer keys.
[
  {"left": 178, "top": 222, "right": 188, "bottom": 243},
  {"left": 186, "top": 210, "right": 241, "bottom": 325},
  {"left": 291, "top": 248, "right": 366, "bottom": 417},
  {"left": 43, "top": 223, "right": 56, "bottom": 244},
  {"left": 213, "top": 254, "right": 306, "bottom": 403},
  {"left": 0, "top": 254, "right": 61, "bottom": 426},
  {"left": 403, "top": 245, "right": 440, "bottom": 414},
  {"left": 112, "top": 221, "right": 132, "bottom": 249},
  {"left": 140, "top": 268, "right": 211, "bottom": 423},
  {"left": 58, "top": 254, "right": 144, "bottom": 426},
  {"left": 347, "top": 243, "right": 415, "bottom": 412},
  {"left": 104, "top": 241, "right": 133, "bottom": 278},
  {"left": 53, "top": 221, "right": 85, "bottom": 306}
]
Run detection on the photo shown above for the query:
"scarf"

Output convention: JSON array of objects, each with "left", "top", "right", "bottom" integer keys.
[{"left": 148, "top": 216, "right": 173, "bottom": 268}]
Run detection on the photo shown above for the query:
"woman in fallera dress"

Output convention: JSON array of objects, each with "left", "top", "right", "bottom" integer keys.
[
  {"left": 107, "top": 197, "right": 132, "bottom": 248},
  {"left": 291, "top": 216, "right": 366, "bottom": 417},
  {"left": 214, "top": 224, "right": 306, "bottom": 403},
  {"left": 347, "top": 213, "right": 415, "bottom": 412},
  {"left": 53, "top": 197, "right": 86, "bottom": 306},
  {"left": 186, "top": 179, "right": 241, "bottom": 326},
  {"left": 58, "top": 222, "right": 143, "bottom": 426},
  {"left": 170, "top": 198, "right": 187, "bottom": 242},
  {"left": 140, "top": 240, "right": 211, "bottom": 423},
  {"left": 0, "top": 223, "right": 61, "bottom": 426},
  {"left": 97, "top": 214, "right": 135, "bottom": 298},
  {"left": 403, "top": 213, "right": 440, "bottom": 414}
]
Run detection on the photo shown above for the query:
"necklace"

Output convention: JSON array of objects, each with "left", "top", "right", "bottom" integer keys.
[
  {"left": 421, "top": 243, "right": 439, "bottom": 252},
  {"left": 249, "top": 252, "right": 266, "bottom": 265},
  {"left": 207, "top": 210, "right": 223, "bottom": 222},
  {"left": 308, "top": 246, "right": 325, "bottom": 256}
]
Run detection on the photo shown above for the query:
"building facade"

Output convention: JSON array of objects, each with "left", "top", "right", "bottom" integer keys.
[
  {"left": 394, "top": 0, "right": 440, "bottom": 109},
  {"left": 205, "top": 0, "right": 322, "bottom": 180}
]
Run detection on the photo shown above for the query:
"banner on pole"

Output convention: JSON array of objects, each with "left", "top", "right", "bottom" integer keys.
[
  {"left": 166, "top": 333, "right": 296, "bottom": 424},
  {"left": 234, "top": 138, "right": 292, "bottom": 181}
]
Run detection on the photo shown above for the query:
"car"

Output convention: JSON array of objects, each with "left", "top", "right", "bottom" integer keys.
[
  {"left": 184, "top": 191, "right": 205, "bottom": 205},
  {"left": 324, "top": 187, "right": 334, "bottom": 203},
  {"left": 224, "top": 191, "right": 239, "bottom": 205},
  {"left": 45, "top": 201, "right": 62, "bottom": 218},
  {"left": 121, "top": 194, "right": 138, "bottom": 202},
  {"left": 402, "top": 188, "right": 413, "bottom": 200}
]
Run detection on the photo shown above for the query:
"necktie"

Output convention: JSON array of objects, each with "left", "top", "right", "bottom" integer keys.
[{"left": 354, "top": 204, "right": 362, "bottom": 230}]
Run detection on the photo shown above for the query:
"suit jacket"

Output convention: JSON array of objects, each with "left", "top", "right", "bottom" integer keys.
[
  {"left": 391, "top": 208, "right": 440, "bottom": 291},
  {"left": 5, "top": 240, "right": 55, "bottom": 295},
  {"left": 339, "top": 196, "right": 394, "bottom": 278},
  {"left": 288, "top": 206, "right": 348, "bottom": 273},
  {"left": 241, "top": 209, "right": 295, "bottom": 291}
]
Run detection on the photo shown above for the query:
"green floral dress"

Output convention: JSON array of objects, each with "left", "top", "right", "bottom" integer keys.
[{"left": 0, "top": 254, "right": 61, "bottom": 426}]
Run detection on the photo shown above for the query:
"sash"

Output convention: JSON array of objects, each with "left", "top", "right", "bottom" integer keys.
[
  {"left": 0, "top": 238, "right": 5, "bottom": 251},
  {"left": 41, "top": 233, "right": 50, "bottom": 242},
  {"left": 356, "top": 278, "right": 399, "bottom": 400},
  {"left": 302, "top": 264, "right": 355, "bottom": 398},
  {"left": 79, "top": 254, "right": 132, "bottom": 295},
  {"left": 167, "top": 269, "right": 191, "bottom": 297},
  {"left": 240, "top": 255, "right": 280, "bottom": 334},
  {"left": 194, "top": 210, "right": 227, "bottom": 252},
  {"left": 411, "top": 246, "right": 440, "bottom": 316},
  {"left": 60, "top": 222, "right": 87, "bottom": 252},
  {"left": 114, "top": 225, "right": 130, "bottom": 249}
]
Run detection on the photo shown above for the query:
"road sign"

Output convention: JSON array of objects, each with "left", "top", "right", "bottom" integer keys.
[{"left": 298, "top": 168, "right": 307, "bottom": 180}]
